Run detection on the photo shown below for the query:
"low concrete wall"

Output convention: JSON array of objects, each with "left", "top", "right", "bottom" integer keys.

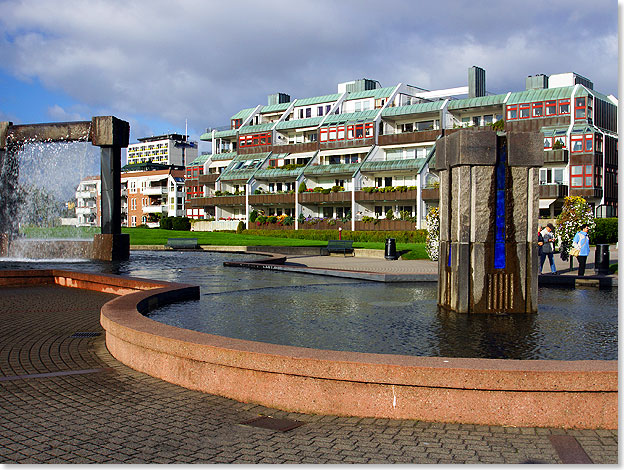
[
  {"left": 191, "top": 220, "right": 241, "bottom": 232},
  {"left": 1, "top": 268, "right": 616, "bottom": 429}
]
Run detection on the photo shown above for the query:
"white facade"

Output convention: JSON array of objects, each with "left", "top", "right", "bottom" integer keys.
[
  {"left": 75, "top": 176, "right": 100, "bottom": 227},
  {"left": 127, "top": 134, "right": 198, "bottom": 167}
]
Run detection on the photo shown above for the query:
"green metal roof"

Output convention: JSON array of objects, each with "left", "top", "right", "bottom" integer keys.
[
  {"left": 294, "top": 93, "right": 341, "bottom": 107},
  {"left": 447, "top": 94, "right": 507, "bottom": 110},
  {"left": 261, "top": 102, "right": 292, "bottom": 114},
  {"left": 239, "top": 122, "right": 274, "bottom": 134},
  {"left": 209, "top": 151, "right": 237, "bottom": 161},
  {"left": 322, "top": 109, "right": 378, "bottom": 125},
  {"left": 344, "top": 86, "right": 395, "bottom": 101},
  {"left": 213, "top": 128, "right": 238, "bottom": 139},
  {"left": 506, "top": 87, "right": 575, "bottom": 105},
  {"left": 275, "top": 116, "right": 324, "bottom": 131},
  {"left": 360, "top": 158, "right": 427, "bottom": 172},
  {"left": 382, "top": 101, "right": 443, "bottom": 117},
  {"left": 219, "top": 152, "right": 270, "bottom": 182},
  {"left": 304, "top": 162, "right": 361, "bottom": 176},
  {"left": 231, "top": 107, "right": 256, "bottom": 120},
  {"left": 187, "top": 153, "right": 211, "bottom": 166},
  {"left": 254, "top": 167, "right": 304, "bottom": 179}
]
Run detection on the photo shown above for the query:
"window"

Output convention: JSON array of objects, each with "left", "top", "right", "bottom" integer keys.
[
  {"left": 571, "top": 135, "right": 584, "bottom": 152},
  {"left": 401, "top": 123, "right": 414, "bottom": 133},
  {"left": 544, "top": 137, "right": 553, "bottom": 149},
  {"left": 298, "top": 109, "right": 304, "bottom": 119},
  {"left": 323, "top": 207, "right": 333, "bottom": 218},
  {"left": 374, "top": 206, "right": 383, "bottom": 217},
  {"left": 575, "top": 97, "right": 586, "bottom": 119},
  {"left": 347, "top": 125, "right": 354, "bottom": 139},
  {"left": 506, "top": 105, "right": 518, "bottom": 120},
  {"left": 570, "top": 165, "right": 593, "bottom": 188},
  {"left": 558, "top": 99, "right": 570, "bottom": 115},
  {"left": 585, "top": 134, "right": 593, "bottom": 152},
  {"left": 231, "top": 119, "right": 242, "bottom": 129},
  {"left": 305, "top": 108, "right": 311, "bottom": 118},
  {"left": 365, "top": 123, "right": 374, "bottom": 137},
  {"left": 355, "top": 124, "right": 364, "bottom": 138},
  {"left": 532, "top": 102, "right": 544, "bottom": 117},
  {"left": 553, "top": 168, "right": 564, "bottom": 184},
  {"left": 483, "top": 115, "right": 493, "bottom": 125},
  {"left": 545, "top": 100, "right": 557, "bottom": 116},
  {"left": 238, "top": 132, "right": 271, "bottom": 148},
  {"left": 337, "top": 126, "right": 345, "bottom": 140},
  {"left": 131, "top": 216, "right": 136, "bottom": 227},
  {"left": 325, "top": 105, "right": 331, "bottom": 114},
  {"left": 317, "top": 106, "right": 324, "bottom": 116},
  {"left": 519, "top": 103, "right": 530, "bottom": 119},
  {"left": 472, "top": 116, "right": 480, "bottom": 126},
  {"left": 554, "top": 136, "right": 566, "bottom": 149}
]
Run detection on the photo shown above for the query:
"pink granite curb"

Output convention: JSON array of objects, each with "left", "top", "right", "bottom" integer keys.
[{"left": 1, "top": 269, "right": 617, "bottom": 429}]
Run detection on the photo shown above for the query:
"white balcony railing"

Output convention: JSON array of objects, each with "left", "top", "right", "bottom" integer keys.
[
  {"left": 142, "top": 205, "right": 167, "bottom": 214},
  {"left": 142, "top": 187, "right": 167, "bottom": 196},
  {"left": 76, "top": 206, "right": 97, "bottom": 215},
  {"left": 76, "top": 191, "right": 97, "bottom": 199}
]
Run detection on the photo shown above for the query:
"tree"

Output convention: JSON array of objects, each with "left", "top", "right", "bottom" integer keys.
[
  {"left": 555, "top": 196, "right": 595, "bottom": 260},
  {"left": 425, "top": 207, "right": 440, "bottom": 261}
]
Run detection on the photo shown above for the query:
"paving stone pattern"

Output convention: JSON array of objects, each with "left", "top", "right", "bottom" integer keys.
[{"left": 0, "top": 285, "right": 618, "bottom": 464}]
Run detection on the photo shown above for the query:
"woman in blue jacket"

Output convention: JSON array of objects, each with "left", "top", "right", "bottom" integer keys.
[{"left": 572, "top": 224, "right": 591, "bottom": 276}]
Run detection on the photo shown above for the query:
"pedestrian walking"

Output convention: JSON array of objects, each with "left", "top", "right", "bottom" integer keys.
[
  {"left": 572, "top": 224, "right": 591, "bottom": 276},
  {"left": 537, "top": 226, "right": 544, "bottom": 258},
  {"left": 539, "top": 223, "right": 557, "bottom": 274}
]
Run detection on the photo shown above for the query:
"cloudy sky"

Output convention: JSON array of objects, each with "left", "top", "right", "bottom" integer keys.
[{"left": 0, "top": 0, "right": 619, "bottom": 155}]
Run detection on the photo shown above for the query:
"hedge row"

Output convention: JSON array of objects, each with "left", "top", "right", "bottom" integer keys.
[
  {"left": 243, "top": 229, "right": 428, "bottom": 243},
  {"left": 591, "top": 218, "right": 618, "bottom": 244},
  {"left": 160, "top": 216, "right": 191, "bottom": 231}
]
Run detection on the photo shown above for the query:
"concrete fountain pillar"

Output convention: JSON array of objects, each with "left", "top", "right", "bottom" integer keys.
[
  {"left": 436, "top": 129, "right": 543, "bottom": 314},
  {"left": 91, "top": 116, "right": 130, "bottom": 261}
]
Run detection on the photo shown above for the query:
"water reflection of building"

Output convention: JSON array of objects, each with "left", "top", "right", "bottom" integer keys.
[{"left": 187, "top": 67, "right": 617, "bottom": 227}]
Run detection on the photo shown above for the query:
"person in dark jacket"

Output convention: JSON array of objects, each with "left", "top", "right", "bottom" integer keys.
[{"left": 539, "top": 223, "right": 558, "bottom": 274}]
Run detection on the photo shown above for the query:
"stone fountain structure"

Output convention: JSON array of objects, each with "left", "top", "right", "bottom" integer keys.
[
  {"left": 436, "top": 129, "right": 543, "bottom": 314},
  {"left": 0, "top": 116, "right": 130, "bottom": 261}
]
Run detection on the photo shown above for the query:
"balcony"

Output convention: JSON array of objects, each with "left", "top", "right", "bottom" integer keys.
[
  {"left": 539, "top": 184, "right": 568, "bottom": 198},
  {"left": 354, "top": 189, "right": 418, "bottom": 203},
  {"left": 543, "top": 149, "right": 568, "bottom": 163},
  {"left": 378, "top": 129, "right": 441, "bottom": 146},
  {"left": 421, "top": 187, "right": 439, "bottom": 201},
  {"left": 199, "top": 173, "right": 219, "bottom": 184},
  {"left": 238, "top": 144, "right": 271, "bottom": 155},
  {"left": 142, "top": 186, "right": 167, "bottom": 196},
  {"left": 142, "top": 204, "right": 167, "bottom": 214},
  {"left": 319, "top": 137, "right": 374, "bottom": 151},
  {"left": 299, "top": 191, "right": 352, "bottom": 204},
  {"left": 75, "top": 206, "right": 97, "bottom": 215},
  {"left": 191, "top": 195, "right": 246, "bottom": 207},
  {"left": 271, "top": 142, "right": 319, "bottom": 154},
  {"left": 249, "top": 193, "right": 295, "bottom": 205},
  {"left": 76, "top": 190, "right": 97, "bottom": 199}
]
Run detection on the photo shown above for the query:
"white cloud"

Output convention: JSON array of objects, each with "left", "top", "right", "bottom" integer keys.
[{"left": 0, "top": 0, "right": 618, "bottom": 136}]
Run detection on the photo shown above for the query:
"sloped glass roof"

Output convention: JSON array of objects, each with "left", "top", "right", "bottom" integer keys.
[
  {"left": 345, "top": 86, "right": 395, "bottom": 101},
  {"left": 231, "top": 107, "right": 256, "bottom": 120},
  {"left": 360, "top": 158, "right": 427, "bottom": 172},
  {"left": 304, "top": 162, "right": 361, "bottom": 176},
  {"left": 209, "top": 151, "right": 237, "bottom": 161},
  {"left": 382, "top": 101, "right": 443, "bottom": 117},
  {"left": 447, "top": 94, "right": 507, "bottom": 110},
  {"left": 322, "top": 109, "right": 378, "bottom": 125},
  {"left": 239, "top": 122, "right": 274, "bottom": 134},
  {"left": 275, "top": 116, "right": 324, "bottom": 131},
  {"left": 506, "top": 86, "right": 575, "bottom": 105}
]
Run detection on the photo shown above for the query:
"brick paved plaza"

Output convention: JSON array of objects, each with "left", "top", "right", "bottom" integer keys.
[{"left": 0, "top": 284, "right": 618, "bottom": 464}]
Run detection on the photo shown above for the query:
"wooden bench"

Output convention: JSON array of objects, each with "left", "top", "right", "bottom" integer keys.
[
  {"left": 165, "top": 238, "right": 199, "bottom": 250},
  {"left": 320, "top": 240, "right": 354, "bottom": 257}
]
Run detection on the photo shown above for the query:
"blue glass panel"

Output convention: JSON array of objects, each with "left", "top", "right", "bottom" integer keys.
[
  {"left": 447, "top": 244, "right": 452, "bottom": 267},
  {"left": 494, "top": 242, "right": 506, "bottom": 269},
  {"left": 493, "top": 140, "right": 507, "bottom": 269}
]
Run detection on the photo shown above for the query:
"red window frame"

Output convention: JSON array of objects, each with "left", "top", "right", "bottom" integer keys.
[
  {"left": 320, "top": 128, "right": 328, "bottom": 142},
  {"left": 354, "top": 124, "right": 364, "bottom": 138},
  {"left": 347, "top": 125, "right": 354, "bottom": 139},
  {"left": 238, "top": 132, "right": 271, "bottom": 148},
  {"left": 574, "top": 96, "right": 587, "bottom": 120},
  {"left": 585, "top": 134, "right": 593, "bottom": 152},
  {"left": 336, "top": 125, "right": 345, "bottom": 140},
  {"left": 570, "top": 164, "right": 593, "bottom": 188},
  {"left": 532, "top": 102, "right": 544, "bottom": 118},
  {"left": 545, "top": 100, "right": 557, "bottom": 116},
  {"left": 543, "top": 137, "right": 553, "bottom": 149},
  {"left": 558, "top": 99, "right": 570, "bottom": 115},
  {"left": 571, "top": 135, "right": 584, "bottom": 153},
  {"left": 365, "top": 122, "right": 374, "bottom": 137},
  {"left": 519, "top": 103, "right": 530, "bottom": 119},
  {"left": 231, "top": 119, "right": 242, "bottom": 129},
  {"left": 506, "top": 105, "right": 518, "bottom": 120}
]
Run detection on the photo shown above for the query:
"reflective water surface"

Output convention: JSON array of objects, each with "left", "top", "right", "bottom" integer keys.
[{"left": 2, "top": 251, "right": 617, "bottom": 360}]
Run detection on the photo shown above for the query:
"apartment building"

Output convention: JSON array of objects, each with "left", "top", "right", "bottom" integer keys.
[
  {"left": 75, "top": 176, "right": 101, "bottom": 226},
  {"left": 188, "top": 67, "right": 617, "bottom": 229},
  {"left": 121, "top": 163, "right": 186, "bottom": 227},
  {"left": 127, "top": 134, "right": 198, "bottom": 167}
]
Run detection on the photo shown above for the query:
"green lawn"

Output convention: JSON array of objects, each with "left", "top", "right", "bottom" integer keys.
[{"left": 18, "top": 226, "right": 429, "bottom": 259}]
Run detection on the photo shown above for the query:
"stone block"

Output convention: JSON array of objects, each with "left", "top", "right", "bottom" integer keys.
[
  {"left": 450, "top": 166, "right": 472, "bottom": 243},
  {"left": 507, "top": 132, "right": 543, "bottom": 167},
  {"left": 0, "top": 122, "right": 12, "bottom": 150},
  {"left": 91, "top": 116, "right": 130, "bottom": 147},
  {"left": 470, "top": 166, "right": 495, "bottom": 243},
  {"left": 438, "top": 170, "right": 450, "bottom": 242},
  {"left": 509, "top": 167, "right": 529, "bottom": 243},
  {"left": 445, "top": 129, "right": 497, "bottom": 168},
  {"left": 92, "top": 233, "right": 130, "bottom": 261},
  {"left": 434, "top": 137, "right": 447, "bottom": 171}
]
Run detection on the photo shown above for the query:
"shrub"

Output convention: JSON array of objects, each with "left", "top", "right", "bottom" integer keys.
[
  {"left": 255, "top": 215, "right": 267, "bottom": 225},
  {"left": 298, "top": 181, "right": 307, "bottom": 193},
  {"left": 171, "top": 217, "right": 191, "bottom": 231},
  {"left": 321, "top": 188, "right": 331, "bottom": 194},
  {"left": 236, "top": 221, "right": 246, "bottom": 234},
  {"left": 556, "top": 196, "right": 595, "bottom": 257},
  {"left": 242, "top": 229, "right": 428, "bottom": 243},
  {"left": 249, "top": 210, "right": 258, "bottom": 223},
  {"left": 160, "top": 217, "right": 173, "bottom": 230},
  {"left": 385, "top": 209, "right": 394, "bottom": 220},
  {"left": 592, "top": 218, "right": 618, "bottom": 244},
  {"left": 268, "top": 216, "right": 278, "bottom": 224},
  {"left": 331, "top": 185, "right": 344, "bottom": 192}
]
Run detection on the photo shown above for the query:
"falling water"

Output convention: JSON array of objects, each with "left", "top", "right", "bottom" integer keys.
[{"left": 0, "top": 123, "right": 101, "bottom": 259}]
